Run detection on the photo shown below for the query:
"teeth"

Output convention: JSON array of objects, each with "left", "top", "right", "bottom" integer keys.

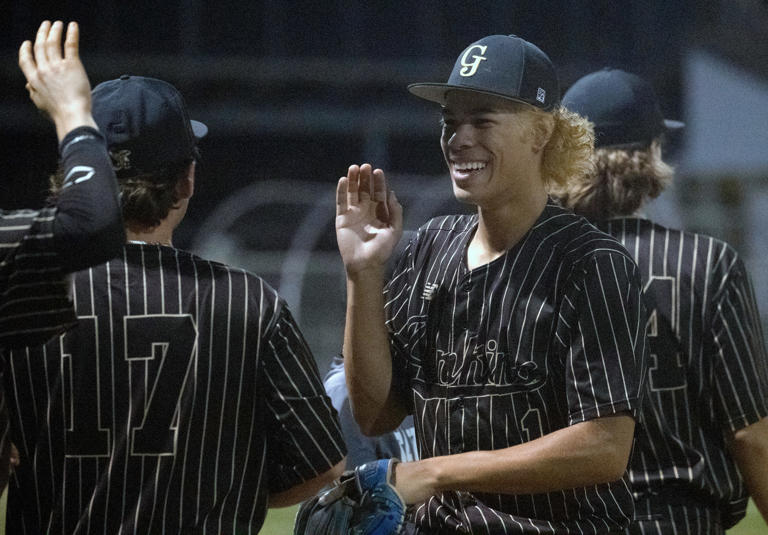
[{"left": 454, "top": 161, "right": 486, "bottom": 171}]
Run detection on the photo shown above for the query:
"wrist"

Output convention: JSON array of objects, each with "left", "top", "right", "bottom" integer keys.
[
  {"left": 394, "top": 458, "right": 441, "bottom": 504},
  {"left": 53, "top": 107, "right": 97, "bottom": 142},
  {"left": 345, "top": 263, "right": 386, "bottom": 283},
  {"left": 344, "top": 261, "right": 384, "bottom": 278}
]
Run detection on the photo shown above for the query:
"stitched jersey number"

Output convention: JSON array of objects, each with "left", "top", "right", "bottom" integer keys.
[
  {"left": 63, "top": 314, "right": 197, "bottom": 457},
  {"left": 62, "top": 316, "right": 110, "bottom": 457},
  {"left": 521, "top": 408, "right": 543, "bottom": 441},
  {"left": 645, "top": 276, "right": 686, "bottom": 391}
]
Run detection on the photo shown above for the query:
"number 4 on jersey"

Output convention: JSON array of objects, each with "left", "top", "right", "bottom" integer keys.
[{"left": 645, "top": 276, "right": 687, "bottom": 391}]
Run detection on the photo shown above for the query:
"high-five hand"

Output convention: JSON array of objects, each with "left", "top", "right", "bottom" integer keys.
[
  {"left": 18, "top": 20, "right": 97, "bottom": 141},
  {"left": 336, "top": 164, "right": 403, "bottom": 275}
]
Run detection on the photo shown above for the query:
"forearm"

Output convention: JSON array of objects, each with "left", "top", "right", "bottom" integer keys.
[
  {"left": 729, "top": 417, "right": 768, "bottom": 523},
  {"left": 269, "top": 459, "right": 345, "bottom": 508},
  {"left": 52, "top": 127, "right": 125, "bottom": 272},
  {"left": 343, "top": 268, "right": 404, "bottom": 435},
  {"left": 395, "top": 414, "right": 635, "bottom": 503}
]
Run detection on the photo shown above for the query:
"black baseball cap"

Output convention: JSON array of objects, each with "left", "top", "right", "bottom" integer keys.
[
  {"left": 92, "top": 75, "right": 208, "bottom": 177},
  {"left": 562, "top": 68, "right": 684, "bottom": 148},
  {"left": 408, "top": 34, "right": 560, "bottom": 111}
]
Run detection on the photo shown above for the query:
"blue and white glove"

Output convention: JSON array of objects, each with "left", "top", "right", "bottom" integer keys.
[
  {"left": 351, "top": 459, "right": 406, "bottom": 535},
  {"left": 294, "top": 458, "right": 406, "bottom": 535}
]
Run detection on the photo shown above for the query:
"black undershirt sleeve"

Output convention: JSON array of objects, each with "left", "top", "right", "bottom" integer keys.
[{"left": 52, "top": 126, "right": 125, "bottom": 273}]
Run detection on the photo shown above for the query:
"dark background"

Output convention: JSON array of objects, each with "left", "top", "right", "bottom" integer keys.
[
  {"left": 1, "top": 1, "right": 707, "bottom": 237},
  {"left": 2, "top": 1, "right": 767, "bottom": 365}
]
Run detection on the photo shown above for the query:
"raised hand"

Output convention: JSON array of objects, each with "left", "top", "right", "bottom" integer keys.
[
  {"left": 336, "top": 164, "right": 403, "bottom": 275},
  {"left": 18, "top": 20, "right": 97, "bottom": 141}
]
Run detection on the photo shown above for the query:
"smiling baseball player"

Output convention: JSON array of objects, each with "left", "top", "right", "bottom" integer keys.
[{"left": 334, "top": 35, "right": 650, "bottom": 534}]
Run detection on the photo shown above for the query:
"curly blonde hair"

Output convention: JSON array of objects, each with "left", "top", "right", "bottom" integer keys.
[
  {"left": 552, "top": 139, "right": 673, "bottom": 221},
  {"left": 522, "top": 104, "right": 595, "bottom": 187}
]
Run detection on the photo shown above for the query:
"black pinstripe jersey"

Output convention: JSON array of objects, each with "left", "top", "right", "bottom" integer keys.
[
  {"left": 0, "top": 207, "right": 78, "bottom": 488},
  {"left": 2, "top": 243, "right": 345, "bottom": 534},
  {"left": 384, "top": 201, "right": 649, "bottom": 534},
  {"left": 599, "top": 218, "right": 768, "bottom": 532},
  {"left": 0, "top": 208, "right": 77, "bottom": 348}
]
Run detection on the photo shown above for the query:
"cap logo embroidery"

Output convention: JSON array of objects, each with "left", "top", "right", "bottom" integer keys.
[
  {"left": 536, "top": 87, "right": 546, "bottom": 103},
  {"left": 459, "top": 45, "right": 488, "bottom": 77},
  {"left": 109, "top": 149, "right": 132, "bottom": 171}
]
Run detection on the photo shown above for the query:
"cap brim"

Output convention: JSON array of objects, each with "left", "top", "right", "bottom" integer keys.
[
  {"left": 664, "top": 119, "right": 685, "bottom": 131},
  {"left": 407, "top": 83, "right": 541, "bottom": 109},
  {"left": 191, "top": 119, "right": 208, "bottom": 139}
]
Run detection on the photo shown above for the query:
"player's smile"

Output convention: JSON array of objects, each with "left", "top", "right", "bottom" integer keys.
[{"left": 449, "top": 159, "right": 488, "bottom": 184}]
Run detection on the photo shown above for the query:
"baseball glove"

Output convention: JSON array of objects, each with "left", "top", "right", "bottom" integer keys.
[{"left": 293, "top": 458, "right": 406, "bottom": 535}]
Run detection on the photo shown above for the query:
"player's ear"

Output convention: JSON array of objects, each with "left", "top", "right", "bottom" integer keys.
[
  {"left": 176, "top": 161, "right": 195, "bottom": 200},
  {"left": 530, "top": 112, "right": 555, "bottom": 154}
]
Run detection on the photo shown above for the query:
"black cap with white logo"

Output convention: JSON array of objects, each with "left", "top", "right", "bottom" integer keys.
[
  {"left": 408, "top": 35, "right": 560, "bottom": 111},
  {"left": 91, "top": 75, "right": 208, "bottom": 178}
]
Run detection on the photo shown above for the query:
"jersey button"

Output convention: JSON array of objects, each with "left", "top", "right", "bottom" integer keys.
[{"left": 462, "top": 281, "right": 472, "bottom": 292}]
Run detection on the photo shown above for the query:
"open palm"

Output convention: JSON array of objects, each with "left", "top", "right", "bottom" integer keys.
[{"left": 336, "top": 164, "right": 402, "bottom": 274}]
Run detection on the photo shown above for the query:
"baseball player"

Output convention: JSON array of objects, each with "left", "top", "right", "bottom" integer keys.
[
  {"left": 0, "top": 20, "right": 124, "bottom": 486},
  {"left": 556, "top": 68, "right": 768, "bottom": 534},
  {"left": 335, "top": 35, "right": 649, "bottom": 533},
  {"left": 2, "top": 74, "right": 345, "bottom": 533}
]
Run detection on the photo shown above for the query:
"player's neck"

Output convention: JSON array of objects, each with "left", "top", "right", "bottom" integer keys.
[
  {"left": 468, "top": 190, "right": 547, "bottom": 270},
  {"left": 124, "top": 202, "right": 187, "bottom": 247},
  {"left": 125, "top": 222, "right": 174, "bottom": 247}
]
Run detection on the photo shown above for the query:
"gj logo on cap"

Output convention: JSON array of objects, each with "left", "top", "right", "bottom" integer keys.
[{"left": 459, "top": 45, "right": 487, "bottom": 77}]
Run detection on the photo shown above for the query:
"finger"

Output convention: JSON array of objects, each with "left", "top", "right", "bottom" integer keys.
[
  {"left": 372, "top": 168, "right": 389, "bottom": 221},
  {"left": 388, "top": 190, "right": 404, "bottom": 231},
  {"left": 372, "top": 168, "right": 387, "bottom": 202},
  {"left": 346, "top": 164, "right": 359, "bottom": 206},
  {"left": 358, "top": 163, "right": 373, "bottom": 201},
  {"left": 34, "top": 20, "right": 52, "bottom": 67},
  {"left": 18, "top": 41, "right": 36, "bottom": 82},
  {"left": 64, "top": 21, "right": 80, "bottom": 60},
  {"left": 45, "top": 21, "right": 65, "bottom": 63},
  {"left": 336, "top": 177, "right": 349, "bottom": 216}
]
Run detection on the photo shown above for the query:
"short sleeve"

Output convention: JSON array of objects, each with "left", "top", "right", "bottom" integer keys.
[
  {"left": 711, "top": 256, "right": 768, "bottom": 431},
  {"left": 558, "top": 252, "right": 648, "bottom": 425},
  {"left": 261, "top": 305, "right": 346, "bottom": 493},
  {"left": 383, "top": 238, "right": 418, "bottom": 410}
]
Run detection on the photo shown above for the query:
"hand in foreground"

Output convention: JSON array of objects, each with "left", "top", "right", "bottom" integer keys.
[
  {"left": 336, "top": 164, "right": 403, "bottom": 275},
  {"left": 18, "top": 20, "right": 97, "bottom": 141}
]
